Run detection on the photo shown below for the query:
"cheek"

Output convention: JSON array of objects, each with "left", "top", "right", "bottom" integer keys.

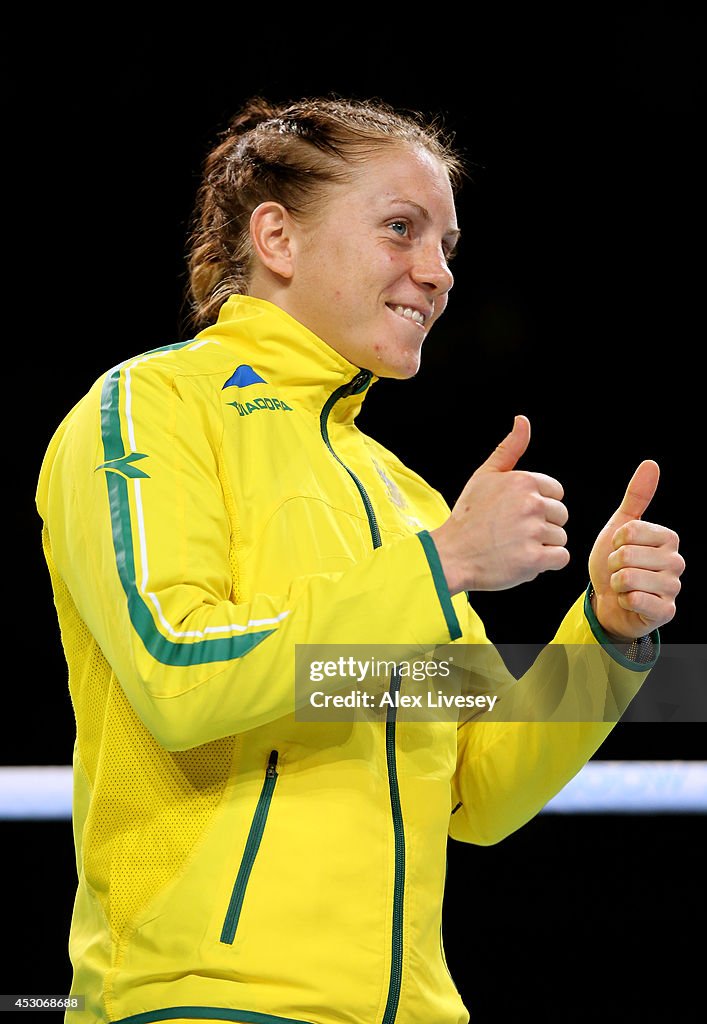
[
  {"left": 435, "top": 293, "right": 450, "bottom": 319},
  {"left": 383, "top": 250, "right": 407, "bottom": 272}
]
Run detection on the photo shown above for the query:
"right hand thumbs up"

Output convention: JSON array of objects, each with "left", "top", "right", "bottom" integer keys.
[{"left": 429, "top": 415, "right": 570, "bottom": 596}]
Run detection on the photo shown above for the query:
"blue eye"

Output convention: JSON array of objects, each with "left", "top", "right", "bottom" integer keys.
[{"left": 389, "top": 221, "right": 408, "bottom": 236}]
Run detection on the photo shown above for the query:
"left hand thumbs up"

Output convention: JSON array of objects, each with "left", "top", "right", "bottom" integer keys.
[
  {"left": 602, "top": 459, "right": 660, "bottom": 532},
  {"left": 588, "top": 461, "right": 684, "bottom": 640}
]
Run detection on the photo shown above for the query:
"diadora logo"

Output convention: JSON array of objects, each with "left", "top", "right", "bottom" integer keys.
[
  {"left": 222, "top": 365, "right": 268, "bottom": 388},
  {"left": 95, "top": 452, "right": 150, "bottom": 479},
  {"left": 228, "top": 397, "right": 293, "bottom": 416},
  {"left": 223, "top": 363, "right": 293, "bottom": 416}
]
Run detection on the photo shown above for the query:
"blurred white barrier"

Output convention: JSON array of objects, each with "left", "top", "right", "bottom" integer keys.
[
  {"left": 0, "top": 766, "right": 74, "bottom": 819},
  {"left": 0, "top": 762, "right": 705, "bottom": 819},
  {"left": 542, "top": 760, "right": 707, "bottom": 812}
]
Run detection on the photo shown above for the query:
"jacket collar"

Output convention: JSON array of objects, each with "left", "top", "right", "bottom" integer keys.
[{"left": 196, "top": 295, "right": 379, "bottom": 424}]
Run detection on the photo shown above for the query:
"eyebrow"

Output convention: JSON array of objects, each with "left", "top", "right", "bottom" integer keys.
[{"left": 389, "top": 198, "right": 461, "bottom": 245}]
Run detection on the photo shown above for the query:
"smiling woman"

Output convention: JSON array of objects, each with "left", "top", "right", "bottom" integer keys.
[
  {"left": 188, "top": 98, "right": 461, "bottom": 380},
  {"left": 245, "top": 151, "right": 458, "bottom": 379},
  {"left": 35, "top": 94, "right": 685, "bottom": 1024}
]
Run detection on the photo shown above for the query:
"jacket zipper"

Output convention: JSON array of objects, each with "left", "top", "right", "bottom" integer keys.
[
  {"left": 319, "top": 371, "right": 381, "bottom": 549},
  {"left": 381, "top": 667, "right": 405, "bottom": 1024},
  {"left": 320, "top": 371, "right": 405, "bottom": 1023},
  {"left": 220, "top": 749, "right": 279, "bottom": 945}
]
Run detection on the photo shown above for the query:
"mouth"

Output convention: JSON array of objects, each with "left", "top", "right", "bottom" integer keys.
[{"left": 386, "top": 303, "right": 430, "bottom": 328}]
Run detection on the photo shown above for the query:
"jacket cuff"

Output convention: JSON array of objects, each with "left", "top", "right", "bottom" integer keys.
[
  {"left": 416, "top": 530, "right": 463, "bottom": 641},
  {"left": 584, "top": 582, "right": 660, "bottom": 671}
]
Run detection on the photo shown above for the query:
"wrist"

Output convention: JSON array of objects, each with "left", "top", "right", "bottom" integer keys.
[
  {"left": 587, "top": 583, "right": 656, "bottom": 666},
  {"left": 589, "top": 590, "right": 628, "bottom": 643},
  {"left": 428, "top": 523, "right": 467, "bottom": 597}
]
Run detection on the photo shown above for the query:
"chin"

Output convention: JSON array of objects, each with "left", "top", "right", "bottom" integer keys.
[
  {"left": 382, "top": 363, "right": 421, "bottom": 381},
  {"left": 365, "top": 343, "right": 423, "bottom": 381},
  {"left": 363, "top": 358, "right": 420, "bottom": 381}
]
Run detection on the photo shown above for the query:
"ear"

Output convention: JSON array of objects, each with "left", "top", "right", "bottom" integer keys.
[{"left": 250, "top": 202, "right": 295, "bottom": 280}]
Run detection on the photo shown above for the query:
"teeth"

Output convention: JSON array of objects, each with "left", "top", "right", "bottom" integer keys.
[{"left": 393, "top": 305, "right": 425, "bottom": 324}]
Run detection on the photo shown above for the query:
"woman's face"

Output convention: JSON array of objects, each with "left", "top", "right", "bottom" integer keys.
[{"left": 281, "top": 145, "right": 459, "bottom": 379}]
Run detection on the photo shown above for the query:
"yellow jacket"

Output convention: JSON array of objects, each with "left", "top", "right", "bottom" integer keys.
[{"left": 36, "top": 296, "right": 656, "bottom": 1024}]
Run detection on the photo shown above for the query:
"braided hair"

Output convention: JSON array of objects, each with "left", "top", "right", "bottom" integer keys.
[{"left": 185, "top": 96, "right": 464, "bottom": 328}]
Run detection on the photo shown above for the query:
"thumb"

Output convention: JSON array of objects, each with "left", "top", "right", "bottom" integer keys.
[
  {"left": 477, "top": 415, "right": 531, "bottom": 474},
  {"left": 607, "top": 459, "right": 660, "bottom": 528}
]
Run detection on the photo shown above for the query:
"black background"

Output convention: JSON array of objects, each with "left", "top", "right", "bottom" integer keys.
[{"left": 4, "top": 6, "right": 705, "bottom": 1022}]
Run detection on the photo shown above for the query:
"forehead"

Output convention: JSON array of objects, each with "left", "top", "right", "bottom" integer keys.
[{"left": 338, "top": 145, "right": 457, "bottom": 220}]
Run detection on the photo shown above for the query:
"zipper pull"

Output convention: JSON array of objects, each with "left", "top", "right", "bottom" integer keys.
[
  {"left": 346, "top": 369, "right": 372, "bottom": 396},
  {"left": 266, "top": 749, "right": 279, "bottom": 778}
]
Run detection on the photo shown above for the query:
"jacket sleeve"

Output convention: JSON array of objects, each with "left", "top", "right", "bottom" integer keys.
[
  {"left": 37, "top": 357, "right": 462, "bottom": 751},
  {"left": 448, "top": 590, "right": 659, "bottom": 846}
]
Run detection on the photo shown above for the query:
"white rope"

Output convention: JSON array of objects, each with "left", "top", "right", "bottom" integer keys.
[{"left": 0, "top": 762, "right": 705, "bottom": 819}]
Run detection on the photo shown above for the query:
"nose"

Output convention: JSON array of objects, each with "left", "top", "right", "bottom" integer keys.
[{"left": 411, "top": 244, "right": 454, "bottom": 296}]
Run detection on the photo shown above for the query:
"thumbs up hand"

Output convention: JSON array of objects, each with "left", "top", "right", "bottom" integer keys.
[
  {"left": 430, "top": 415, "right": 570, "bottom": 595},
  {"left": 588, "top": 461, "right": 685, "bottom": 639}
]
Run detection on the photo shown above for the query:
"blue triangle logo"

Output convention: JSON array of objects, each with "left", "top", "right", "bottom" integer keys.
[{"left": 222, "top": 364, "right": 268, "bottom": 389}]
